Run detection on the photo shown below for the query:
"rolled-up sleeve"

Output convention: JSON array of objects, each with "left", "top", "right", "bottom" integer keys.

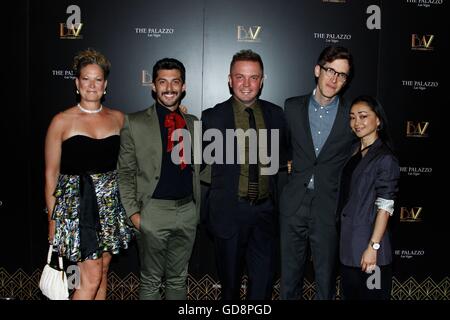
[{"left": 374, "top": 154, "right": 400, "bottom": 215}]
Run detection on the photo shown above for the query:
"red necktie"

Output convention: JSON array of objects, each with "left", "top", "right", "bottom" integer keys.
[{"left": 164, "top": 112, "right": 187, "bottom": 170}]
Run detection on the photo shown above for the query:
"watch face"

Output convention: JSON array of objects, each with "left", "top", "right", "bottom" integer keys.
[{"left": 372, "top": 243, "right": 380, "bottom": 250}]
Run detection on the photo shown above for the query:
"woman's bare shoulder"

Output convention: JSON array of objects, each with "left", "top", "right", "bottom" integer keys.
[{"left": 50, "top": 106, "right": 78, "bottom": 127}]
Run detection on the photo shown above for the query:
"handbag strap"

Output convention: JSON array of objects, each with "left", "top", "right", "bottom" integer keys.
[{"left": 47, "top": 245, "right": 64, "bottom": 270}]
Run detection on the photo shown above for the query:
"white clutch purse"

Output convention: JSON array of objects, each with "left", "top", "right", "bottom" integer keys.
[{"left": 39, "top": 245, "right": 69, "bottom": 300}]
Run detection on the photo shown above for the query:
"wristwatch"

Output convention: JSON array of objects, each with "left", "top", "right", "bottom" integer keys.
[{"left": 370, "top": 241, "right": 380, "bottom": 250}]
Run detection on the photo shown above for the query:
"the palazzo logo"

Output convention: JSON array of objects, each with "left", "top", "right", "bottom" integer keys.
[
  {"left": 142, "top": 70, "right": 152, "bottom": 86},
  {"left": 411, "top": 34, "right": 434, "bottom": 51},
  {"left": 237, "top": 26, "right": 262, "bottom": 43},
  {"left": 313, "top": 32, "right": 352, "bottom": 44},
  {"left": 405, "top": 0, "right": 443, "bottom": 8},
  {"left": 406, "top": 121, "right": 430, "bottom": 138},
  {"left": 400, "top": 207, "right": 423, "bottom": 222},
  {"left": 394, "top": 249, "right": 425, "bottom": 259},
  {"left": 400, "top": 166, "right": 432, "bottom": 177},
  {"left": 135, "top": 27, "right": 175, "bottom": 38},
  {"left": 59, "top": 5, "right": 83, "bottom": 40},
  {"left": 402, "top": 80, "right": 439, "bottom": 91},
  {"left": 52, "top": 69, "right": 75, "bottom": 80}
]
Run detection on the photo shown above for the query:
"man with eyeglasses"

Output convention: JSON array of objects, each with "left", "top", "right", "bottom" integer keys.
[{"left": 279, "top": 46, "right": 356, "bottom": 300}]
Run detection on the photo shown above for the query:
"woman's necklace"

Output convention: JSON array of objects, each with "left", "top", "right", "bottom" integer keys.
[{"left": 77, "top": 103, "right": 102, "bottom": 114}]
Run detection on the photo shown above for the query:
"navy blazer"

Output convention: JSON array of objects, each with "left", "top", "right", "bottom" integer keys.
[
  {"left": 338, "top": 138, "right": 400, "bottom": 267},
  {"left": 201, "top": 97, "right": 288, "bottom": 238}
]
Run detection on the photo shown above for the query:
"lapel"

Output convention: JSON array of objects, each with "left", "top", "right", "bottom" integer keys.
[
  {"left": 180, "top": 112, "right": 196, "bottom": 168},
  {"left": 182, "top": 113, "right": 194, "bottom": 144},
  {"left": 144, "top": 104, "right": 163, "bottom": 168},
  {"left": 351, "top": 138, "right": 383, "bottom": 185},
  {"left": 259, "top": 100, "right": 272, "bottom": 152},
  {"left": 298, "top": 95, "right": 316, "bottom": 159},
  {"left": 260, "top": 100, "right": 272, "bottom": 130},
  {"left": 224, "top": 97, "right": 237, "bottom": 130}
]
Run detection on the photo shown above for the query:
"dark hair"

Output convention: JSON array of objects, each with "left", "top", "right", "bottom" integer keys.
[
  {"left": 73, "top": 48, "right": 111, "bottom": 79},
  {"left": 230, "top": 49, "right": 264, "bottom": 74},
  {"left": 351, "top": 95, "right": 394, "bottom": 151},
  {"left": 152, "top": 58, "right": 186, "bottom": 83},
  {"left": 317, "top": 46, "right": 353, "bottom": 75}
]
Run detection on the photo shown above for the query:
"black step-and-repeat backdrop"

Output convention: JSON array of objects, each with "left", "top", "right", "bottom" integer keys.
[{"left": 1, "top": 0, "right": 447, "bottom": 299}]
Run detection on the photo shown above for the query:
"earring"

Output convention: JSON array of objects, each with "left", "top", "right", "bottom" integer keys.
[
  {"left": 104, "top": 90, "right": 107, "bottom": 95},
  {"left": 76, "top": 89, "right": 80, "bottom": 94}
]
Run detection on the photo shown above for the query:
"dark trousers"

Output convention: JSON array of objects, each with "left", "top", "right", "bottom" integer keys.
[
  {"left": 214, "top": 198, "right": 276, "bottom": 300},
  {"left": 280, "top": 190, "right": 338, "bottom": 300},
  {"left": 340, "top": 264, "right": 392, "bottom": 300}
]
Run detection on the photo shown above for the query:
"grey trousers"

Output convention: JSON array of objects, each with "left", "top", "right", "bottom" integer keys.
[{"left": 136, "top": 197, "right": 197, "bottom": 300}]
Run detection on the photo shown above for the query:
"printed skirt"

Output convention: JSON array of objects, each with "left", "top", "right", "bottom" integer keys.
[{"left": 52, "top": 170, "right": 132, "bottom": 262}]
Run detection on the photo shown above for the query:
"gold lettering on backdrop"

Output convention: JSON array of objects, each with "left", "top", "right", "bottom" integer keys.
[
  {"left": 237, "top": 26, "right": 262, "bottom": 42},
  {"left": 60, "top": 23, "right": 83, "bottom": 39},
  {"left": 406, "top": 121, "right": 429, "bottom": 137},
  {"left": 142, "top": 70, "right": 152, "bottom": 86},
  {"left": 411, "top": 34, "right": 434, "bottom": 50},
  {"left": 400, "top": 207, "right": 423, "bottom": 222}
]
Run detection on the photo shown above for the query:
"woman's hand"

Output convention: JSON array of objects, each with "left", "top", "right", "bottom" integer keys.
[
  {"left": 287, "top": 160, "right": 292, "bottom": 174},
  {"left": 48, "top": 220, "right": 56, "bottom": 244},
  {"left": 130, "top": 213, "right": 141, "bottom": 230},
  {"left": 360, "top": 245, "right": 377, "bottom": 273},
  {"left": 179, "top": 105, "right": 188, "bottom": 114}
]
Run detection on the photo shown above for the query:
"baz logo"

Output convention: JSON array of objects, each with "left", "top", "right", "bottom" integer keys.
[
  {"left": 406, "top": 121, "right": 429, "bottom": 137},
  {"left": 237, "top": 26, "right": 262, "bottom": 42},
  {"left": 411, "top": 34, "right": 434, "bottom": 51},
  {"left": 60, "top": 5, "right": 83, "bottom": 39},
  {"left": 400, "top": 207, "right": 423, "bottom": 222}
]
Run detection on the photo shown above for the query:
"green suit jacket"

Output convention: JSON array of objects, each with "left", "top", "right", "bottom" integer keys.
[{"left": 117, "top": 104, "right": 201, "bottom": 223}]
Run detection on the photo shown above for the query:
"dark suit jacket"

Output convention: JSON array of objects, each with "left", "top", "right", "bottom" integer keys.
[
  {"left": 201, "top": 97, "right": 288, "bottom": 238},
  {"left": 338, "top": 138, "right": 399, "bottom": 267},
  {"left": 280, "top": 93, "right": 355, "bottom": 226}
]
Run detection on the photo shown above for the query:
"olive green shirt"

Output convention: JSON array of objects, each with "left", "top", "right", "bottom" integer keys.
[{"left": 232, "top": 98, "right": 269, "bottom": 200}]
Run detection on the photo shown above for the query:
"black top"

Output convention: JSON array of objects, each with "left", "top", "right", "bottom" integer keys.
[
  {"left": 60, "top": 135, "right": 120, "bottom": 174},
  {"left": 59, "top": 134, "right": 121, "bottom": 259},
  {"left": 152, "top": 103, "right": 193, "bottom": 200}
]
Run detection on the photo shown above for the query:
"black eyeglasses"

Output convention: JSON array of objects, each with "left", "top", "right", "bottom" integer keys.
[{"left": 319, "top": 65, "right": 348, "bottom": 82}]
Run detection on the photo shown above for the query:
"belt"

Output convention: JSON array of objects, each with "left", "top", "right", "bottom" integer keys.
[
  {"left": 238, "top": 196, "right": 269, "bottom": 206},
  {"left": 151, "top": 195, "right": 193, "bottom": 207}
]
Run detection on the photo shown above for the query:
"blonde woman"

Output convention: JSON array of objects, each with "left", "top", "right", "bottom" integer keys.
[{"left": 45, "top": 48, "right": 131, "bottom": 300}]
